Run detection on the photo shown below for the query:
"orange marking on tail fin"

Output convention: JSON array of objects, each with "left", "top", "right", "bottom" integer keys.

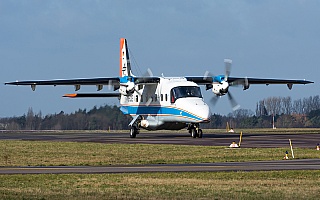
[{"left": 120, "top": 38, "right": 125, "bottom": 77}]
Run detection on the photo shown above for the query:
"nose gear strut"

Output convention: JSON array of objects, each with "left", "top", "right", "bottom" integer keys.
[{"left": 188, "top": 123, "right": 203, "bottom": 138}]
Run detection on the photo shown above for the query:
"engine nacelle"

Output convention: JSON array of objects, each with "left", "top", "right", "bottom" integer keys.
[
  {"left": 212, "top": 81, "right": 229, "bottom": 96},
  {"left": 243, "top": 83, "right": 250, "bottom": 90}
]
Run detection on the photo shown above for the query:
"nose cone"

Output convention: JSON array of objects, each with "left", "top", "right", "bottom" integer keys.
[
  {"left": 199, "top": 102, "right": 211, "bottom": 122},
  {"left": 176, "top": 98, "right": 211, "bottom": 123}
]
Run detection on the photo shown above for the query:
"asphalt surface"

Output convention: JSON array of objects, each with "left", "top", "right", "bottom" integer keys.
[
  {"left": 1, "top": 130, "right": 320, "bottom": 174},
  {"left": 1, "top": 131, "right": 320, "bottom": 148},
  {"left": 1, "top": 159, "right": 320, "bottom": 174}
]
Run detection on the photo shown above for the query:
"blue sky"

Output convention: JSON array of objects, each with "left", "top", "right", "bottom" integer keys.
[{"left": 1, "top": 0, "right": 318, "bottom": 117}]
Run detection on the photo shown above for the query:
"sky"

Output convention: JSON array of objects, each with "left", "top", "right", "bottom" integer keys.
[{"left": 1, "top": 0, "right": 319, "bottom": 117}]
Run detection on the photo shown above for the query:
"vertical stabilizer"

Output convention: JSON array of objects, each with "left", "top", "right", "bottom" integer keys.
[{"left": 119, "top": 38, "right": 132, "bottom": 77}]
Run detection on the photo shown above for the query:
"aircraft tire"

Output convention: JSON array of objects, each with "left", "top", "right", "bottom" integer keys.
[
  {"left": 198, "top": 129, "right": 203, "bottom": 138},
  {"left": 191, "top": 128, "right": 197, "bottom": 138},
  {"left": 130, "top": 127, "right": 136, "bottom": 138}
]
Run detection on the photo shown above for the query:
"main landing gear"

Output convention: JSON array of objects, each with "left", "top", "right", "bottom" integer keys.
[
  {"left": 188, "top": 123, "right": 203, "bottom": 138},
  {"left": 130, "top": 126, "right": 139, "bottom": 138},
  {"left": 129, "top": 115, "right": 142, "bottom": 138}
]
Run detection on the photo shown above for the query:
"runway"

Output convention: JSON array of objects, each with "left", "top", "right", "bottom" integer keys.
[
  {"left": 1, "top": 130, "right": 320, "bottom": 148},
  {"left": 1, "top": 159, "right": 320, "bottom": 174},
  {"left": 1, "top": 130, "right": 320, "bottom": 174}
]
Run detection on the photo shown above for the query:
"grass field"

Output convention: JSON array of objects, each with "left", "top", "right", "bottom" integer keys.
[
  {"left": 1, "top": 140, "right": 320, "bottom": 166},
  {"left": 1, "top": 129, "right": 320, "bottom": 199},
  {"left": 1, "top": 171, "right": 320, "bottom": 199}
]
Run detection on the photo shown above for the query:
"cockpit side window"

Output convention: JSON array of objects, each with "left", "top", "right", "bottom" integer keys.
[{"left": 170, "top": 86, "right": 202, "bottom": 103}]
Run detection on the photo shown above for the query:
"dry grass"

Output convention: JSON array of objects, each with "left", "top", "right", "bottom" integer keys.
[
  {"left": 1, "top": 140, "right": 319, "bottom": 166},
  {"left": 1, "top": 132, "right": 320, "bottom": 199},
  {"left": 0, "top": 171, "right": 319, "bottom": 199}
]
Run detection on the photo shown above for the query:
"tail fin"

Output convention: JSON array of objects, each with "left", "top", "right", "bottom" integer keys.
[{"left": 119, "top": 38, "right": 132, "bottom": 77}]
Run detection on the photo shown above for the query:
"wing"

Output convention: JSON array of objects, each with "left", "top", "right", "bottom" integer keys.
[
  {"left": 5, "top": 77, "right": 121, "bottom": 91},
  {"left": 186, "top": 76, "right": 313, "bottom": 90},
  {"left": 5, "top": 77, "right": 119, "bottom": 86},
  {"left": 228, "top": 77, "right": 313, "bottom": 85},
  {"left": 5, "top": 76, "right": 160, "bottom": 91},
  {"left": 185, "top": 76, "right": 213, "bottom": 84}
]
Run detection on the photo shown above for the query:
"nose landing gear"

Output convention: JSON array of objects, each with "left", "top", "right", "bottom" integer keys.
[{"left": 188, "top": 123, "right": 203, "bottom": 138}]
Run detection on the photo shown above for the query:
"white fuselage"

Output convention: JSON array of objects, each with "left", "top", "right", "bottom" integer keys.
[{"left": 120, "top": 77, "right": 211, "bottom": 130}]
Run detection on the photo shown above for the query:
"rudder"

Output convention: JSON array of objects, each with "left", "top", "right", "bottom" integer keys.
[{"left": 119, "top": 38, "right": 132, "bottom": 77}]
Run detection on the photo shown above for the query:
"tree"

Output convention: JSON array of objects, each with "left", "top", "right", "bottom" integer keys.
[{"left": 25, "top": 107, "right": 34, "bottom": 130}]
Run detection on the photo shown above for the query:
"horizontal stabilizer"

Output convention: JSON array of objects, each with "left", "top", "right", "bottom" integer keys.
[{"left": 63, "top": 93, "right": 120, "bottom": 98}]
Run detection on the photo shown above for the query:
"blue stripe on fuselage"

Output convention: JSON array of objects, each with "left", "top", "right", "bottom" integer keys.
[{"left": 120, "top": 105, "right": 204, "bottom": 121}]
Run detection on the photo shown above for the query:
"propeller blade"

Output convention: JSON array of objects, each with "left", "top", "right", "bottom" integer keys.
[
  {"left": 145, "top": 97, "right": 152, "bottom": 106},
  {"left": 203, "top": 71, "right": 215, "bottom": 90},
  {"left": 227, "top": 92, "right": 240, "bottom": 111},
  {"left": 210, "top": 95, "right": 220, "bottom": 106},
  {"left": 135, "top": 89, "right": 142, "bottom": 96},
  {"left": 229, "top": 77, "right": 250, "bottom": 90},
  {"left": 146, "top": 68, "right": 153, "bottom": 77},
  {"left": 203, "top": 71, "right": 214, "bottom": 82},
  {"left": 107, "top": 80, "right": 113, "bottom": 90},
  {"left": 224, "top": 59, "right": 232, "bottom": 81},
  {"left": 141, "top": 68, "right": 154, "bottom": 80}
]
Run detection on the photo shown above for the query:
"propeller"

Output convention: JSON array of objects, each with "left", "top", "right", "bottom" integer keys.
[
  {"left": 209, "top": 90, "right": 240, "bottom": 111},
  {"left": 132, "top": 68, "right": 155, "bottom": 106},
  {"left": 208, "top": 58, "right": 240, "bottom": 111},
  {"left": 143, "top": 68, "right": 156, "bottom": 107},
  {"left": 136, "top": 68, "right": 154, "bottom": 97}
]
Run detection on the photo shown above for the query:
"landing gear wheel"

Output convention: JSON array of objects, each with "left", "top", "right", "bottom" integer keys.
[
  {"left": 198, "top": 129, "right": 203, "bottom": 138},
  {"left": 130, "top": 127, "right": 137, "bottom": 138},
  {"left": 191, "top": 128, "right": 197, "bottom": 138}
]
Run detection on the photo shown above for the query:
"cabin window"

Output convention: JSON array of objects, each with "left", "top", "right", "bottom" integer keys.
[
  {"left": 165, "top": 94, "right": 168, "bottom": 101},
  {"left": 161, "top": 94, "right": 163, "bottom": 101},
  {"left": 170, "top": 86, "right": 202, "bottom": 103},
  {"left": 135, "top": 95, "right": 139, "bottom": 102}
]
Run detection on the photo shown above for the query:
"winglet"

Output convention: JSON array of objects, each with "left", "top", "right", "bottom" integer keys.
[{"left": 119, "top": 38, "right": 132, "bottom": 77}]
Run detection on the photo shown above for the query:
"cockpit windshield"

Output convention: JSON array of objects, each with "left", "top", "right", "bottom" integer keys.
[{"left": 171, "top": 86, "right": 202, "bottom": 103}]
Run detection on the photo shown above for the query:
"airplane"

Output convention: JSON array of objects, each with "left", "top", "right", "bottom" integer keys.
[{"left": 5, "top": 38, "right": 313, "bottom": 138}]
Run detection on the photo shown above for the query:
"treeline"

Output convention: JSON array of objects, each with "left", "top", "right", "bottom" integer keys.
[
  {"left": 0, "top": 95, "right": 319, "bottom": 130},
  {"left": 204, "top": 108, "right": 320, "bottom": 129},
  {"left": 205, "top": 95, "right": 320, "bottom": 129},
  {"left": 255, "top": 95, "right": 320, "bottom": 116},
  {"left": 0, "top": 105, "right": 131, "bottom": 130}
]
